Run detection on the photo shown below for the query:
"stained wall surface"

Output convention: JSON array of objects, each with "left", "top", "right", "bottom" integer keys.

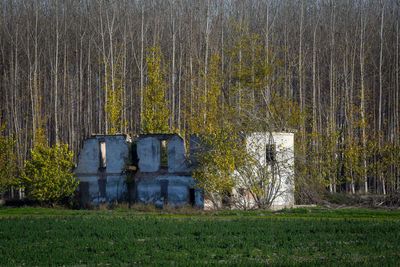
[
  {"left": 75, "top": 134, "right": 203, "bottom": 208},
  {"left": 137, "top": 136, "right": 160, "bottom": 172},
  {"left": 75, "top": 135, "right": 130, "bottom": 205},
  {"left": 241, "top": 132, "right": 295, "bottom": 210},
  {"left": 134, "top": 134, "right": 203, "bottom": 208}
]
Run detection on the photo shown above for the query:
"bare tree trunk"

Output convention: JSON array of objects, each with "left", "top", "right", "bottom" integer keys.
[
  {"left": 122, "top": 21, "right": 127, "bottom": 133},
  {"left": 329, "top": 2, "right": 336, "bottom": 193},
  {"left": 107, "top": 7, "right": 116, "bottom": 134},
  {"left": 378, "top": 1, "right": 386, "bottom": 195},
  {"left": 170, "top": 0, "right": 176, "bottom": 130},
  {"left": 360, "top": 11, "right": 368, "bottom": 194},
  {"left": 79, "top": 33, "right": 84, "bottom": 138},
  {"left": 33, "top": 0, "right": 40, "bottom": 140},
  {"left": 54, "top": 0, "right": 59, "bottom": 144},
  {"left": 203, "top": 0, "right": 210, "bottom": 124},
  {"left": 312, "top": 15, "right": 318, "bottom": 152},
  {"left": 99, "top": 2, "right": 108, "bottom": 134},
  {"left": 298, "top": 0, "right": 305, "bottom": 124},
  {"left": 87, "top": 38, "right": 92, "bottom": 136},
  {"left": 140, "top": 4, "right": 144, "bottom": 129},
  {"left": 178, "top": 48, "right": 183, "bottom": 130},
  {"left": 396, "top": 20, "right": 399, "bottom": 191}
]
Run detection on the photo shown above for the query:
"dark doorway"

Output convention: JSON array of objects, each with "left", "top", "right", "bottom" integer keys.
[
  {"left": 160, "top": 180, "right": 169, "bottom": 205},
  {"left": 98, "top": 179, "right": 107, "bottom": 198},
  {"left": 189, "top": 188, "right": 195, "bottom": 206}
]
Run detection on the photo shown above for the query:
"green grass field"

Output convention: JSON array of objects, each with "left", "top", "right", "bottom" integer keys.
[{"left": 0, "top": 207, "right": 399, "bottom": 265}]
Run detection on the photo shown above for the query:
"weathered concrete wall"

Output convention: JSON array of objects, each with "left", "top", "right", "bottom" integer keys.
[
  {"left": 134, "top": 134, "right": 203, "bottom": 208},
  {"left": 105, "top": 136, "right": 130, "bottom": 173},
  {"left": 75, "top": 135, "right": 130, "bottom": 205},
  {"left": 75, "top": 133, "right": 203, "bottom": 208},
  {"left": 74, "top": 138, "right": 99, "bottom": 174},
  {"left": 77, "top": 175, "right": 127, "bottom": 204},
  {"left": 136, "top": 175, "right": 202, "bottom": 207},
  {"left": 137, "top": 137, "right": 160, "bottom": 172},
  {"left": 167, "top": 135, "right": 190, "bottom": 173}
]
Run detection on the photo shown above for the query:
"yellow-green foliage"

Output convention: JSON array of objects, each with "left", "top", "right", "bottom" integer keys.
[
  {"left": 142, "top": 46, "right": 170, "bottom": 134},
  {"left": 22, "top": 129, "right": 78, "bottom": 205},
  {"left": 227, "top": 22, "right": 300, "bottom": 132},
  {"left": 190, "top": 40, "right": 300, "bottom": 205},
  {"left": 0, "top": 122, "right": 19, "bottom": 193},
  {"left": 189, "top": 53, "right": 224, "bottom": 133},
  {"left": 193, "top": 124, "right": 245, "bottom": 202},
  {"left": 105, "top": 61, "right": 126, "bottom": 134},
  {"left": 189, "top": 53, "right": 243, "bottom": 203}
]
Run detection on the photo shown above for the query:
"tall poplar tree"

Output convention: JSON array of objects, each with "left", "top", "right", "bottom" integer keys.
[
  {"left": 141, "top": 46, "right": 170, "bottom": 134},
  {"left": 105, "top": 61, "right": 125, "bottom": 134}
]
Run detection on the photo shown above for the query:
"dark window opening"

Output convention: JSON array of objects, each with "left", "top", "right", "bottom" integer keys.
[
  {"left": 189, "top": 188, "right": 195, "bottom": 206},
  {"left": 160, "top": 140, "right": 168, "bottom": 169},
  {"left": 237, "top": 188, "right": 245, "bottom": 196},
  {"left": 98, "top": 179, "right": 107, "bottom": 198},
  {"left": 160, "top": 180, "right": 169, "bottom": 204},
  {"left": 222, "top": 191, "right": 231, "bottom": 206},
  {"left": 79, "top": 182, "right": 90, "bottom": 205},
  {"left": 99, "top": 140, "right": 106, "bottom": 169},
  {"left": 266, "top": 144, "right": 276, "bottom": 162}
]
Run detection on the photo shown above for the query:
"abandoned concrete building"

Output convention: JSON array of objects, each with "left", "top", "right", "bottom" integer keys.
[
  {"left": 75, "top": 133, "right": 203, "bottom": 208},
  {"left": 74, "top": 134, "right": 131, "bottom": 205},
  {"left": 233, "top": 132, "right": 294, "bottom": 210},
  {"left": 74, "top": 132, "right": 294, "bottom": 210}
]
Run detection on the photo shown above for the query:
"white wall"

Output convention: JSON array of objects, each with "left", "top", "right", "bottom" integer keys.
[{"left": 239, "top": 132, "right": 295, "bottom": 210}]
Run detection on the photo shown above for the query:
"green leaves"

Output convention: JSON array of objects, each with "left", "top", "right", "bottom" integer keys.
[
  {"left": 105, "top": 60, "right": 126, "bottom": 134},
  {"left": 193, "top": 124, "right": 245, "bottom": 208},
  {"left": 0, "top": 122, "right": 19, "bottom": 193},
  {"left": 22, "top": 140, "right": 78, "bottom": 205},
  {"left": 141, "top": 46, "right": 170, "bottom": 134}
]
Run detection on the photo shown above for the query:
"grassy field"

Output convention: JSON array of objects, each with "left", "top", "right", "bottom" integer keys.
[{"left": 0, "top": 207, "right": 399, "bottom": 265}]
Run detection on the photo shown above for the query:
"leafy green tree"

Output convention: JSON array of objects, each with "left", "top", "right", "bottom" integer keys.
[
  {"left": 189, "top": 53, "right": 224, "bottom": 133},
  {"left": 192, "top": 39, "right": 300, "bottom": 208},
  {"left": 22, "top": 128, "right": 78, "bottom": 205},
  {"left": 193, "top": 124, "right": 245, "bottom": 209},
  {"left": 0, "top": 122, "right": 19, "bottom": 194},
  {"left": 189, "top": 53, "right": 242, "bottom": 208},
  {"left": 105, "top": 60, "right": 126, "bottom": 134},
  {"left": 141, "top": 46, "right": 170, "bottom": 133}
]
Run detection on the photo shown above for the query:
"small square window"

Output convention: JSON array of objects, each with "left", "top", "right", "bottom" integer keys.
[{"left": 266, "top": 144, "right": 276, "bottom": 162}]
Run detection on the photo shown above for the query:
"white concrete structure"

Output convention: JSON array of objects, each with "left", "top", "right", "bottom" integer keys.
[
  {"left": 243, "top": 132, "right": 295, "bottom": 210},
  {"left": 203, "top": 132, "right": 294, "bottom": 210}
]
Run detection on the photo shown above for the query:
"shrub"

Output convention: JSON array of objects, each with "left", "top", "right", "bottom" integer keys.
[
  {"left": 0, "top": 122, "right": 19, "bottom": 194},
  {"left": 22, "top": 142, "right": 78, "bottom": 206}
]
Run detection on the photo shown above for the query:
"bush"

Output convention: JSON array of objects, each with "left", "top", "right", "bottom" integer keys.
[
  {"left": 0, "top": 123, "right": 19, "bottom": 194},
  {"left": 22, "top": 142, "right": 78, "bottom": 206}
]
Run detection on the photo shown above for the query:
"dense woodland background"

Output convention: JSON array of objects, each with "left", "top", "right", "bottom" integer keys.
[{"left": 1, "top": 0, "right": 400, "bottom": 202}]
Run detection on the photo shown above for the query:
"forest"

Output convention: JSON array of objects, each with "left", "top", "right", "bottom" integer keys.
[{"left": 0, "top": 0, "right": 400, "bottom": 203}]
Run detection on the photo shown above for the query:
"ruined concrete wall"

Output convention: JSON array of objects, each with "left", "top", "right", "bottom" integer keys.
[
  {"left": 75, "top": 133, "right": 203, "bottom": 208},
  {"left": 135, "top": 175, "right": 202, "bottom": 208},
  {"left": 167, "top": 135, "right": 190, "bottom": 173},
  {"left": 137, "top": 137, "right": 160, "bottom": 172},
  {"left": 75, "top": 135, "right": 130, "bottom": 205},
  {"left": 134, "top": 134, "right": 203, "bottom": 208},
  {"left": 74, "top": 138, "right": 100, "bottom": 174}
]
